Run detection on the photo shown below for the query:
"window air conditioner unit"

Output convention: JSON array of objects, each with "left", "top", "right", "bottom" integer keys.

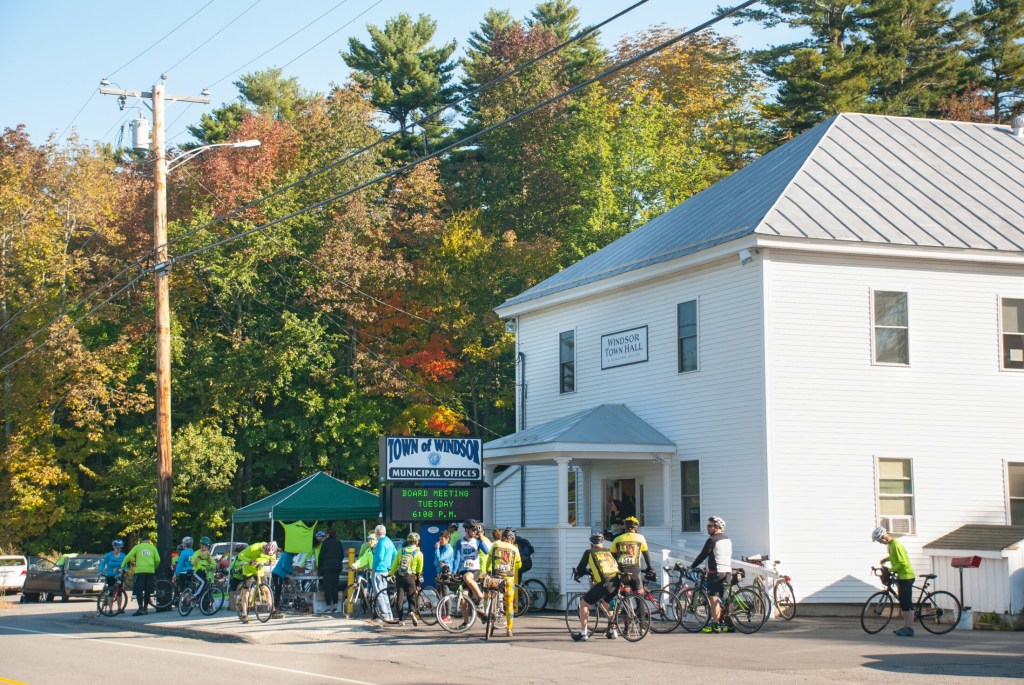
[{"left": 880, "top": 515, "right": 914, "bottom": 536}]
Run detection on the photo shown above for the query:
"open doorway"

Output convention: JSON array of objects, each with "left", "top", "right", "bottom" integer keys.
[{"left": 603, "top": 479, "right": 642, "bottom": 529}]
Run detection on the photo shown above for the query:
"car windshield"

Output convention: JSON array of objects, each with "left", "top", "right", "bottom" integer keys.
[{"left": 67, "top": 557, "right": 101, "bottom": 571}]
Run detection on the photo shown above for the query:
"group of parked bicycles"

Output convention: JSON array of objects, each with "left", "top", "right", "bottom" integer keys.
[{"left": 97, "top": 567, "right": 233, "bottom": 619}]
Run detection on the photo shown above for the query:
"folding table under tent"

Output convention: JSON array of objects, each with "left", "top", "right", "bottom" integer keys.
[{"left": 229, "top": 470, "right": 381, "bottom": 551}]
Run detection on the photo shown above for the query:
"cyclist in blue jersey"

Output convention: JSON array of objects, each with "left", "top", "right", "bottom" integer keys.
[
  {"left": 175, "top": 536, "right": 195, "bottom": 595},
  {"left": 453, "top": 519, "right": 491, "bottom": 605},
  {"left": 99, "top": 539, "right": 126, "bottom": 599}
]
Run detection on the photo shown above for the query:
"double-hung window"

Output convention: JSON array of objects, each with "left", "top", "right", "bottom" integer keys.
[
  {"left": 1001, "top": 298, "right": 1024, "bottom": 370},
  {"left": 559, "top": 330, "right": 575, "bottom": 393},
  {"left": 680, "top": 460, "right": 701, "bottom": 532},
  {"left": 877, "top": 457, "right": 915, "bottom": 535},
  {"left": 1009, "top": 462, "right": 1024, "bottom": 525},
  {"left": 678, "top": 300, "right": 698, "bottom": 373},
  {"left": 873, "top": 290, "right": 909, "bottom": 365}
]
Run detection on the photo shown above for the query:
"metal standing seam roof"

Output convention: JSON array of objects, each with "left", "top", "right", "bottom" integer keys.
[
  {"left": 500, "top": 113, "right": 1024, "bottom": 311},
  {"left": 482, "top": 403, "right": 675, "bottom": 451},
  {"left": 923, "top": 524, "right": 1024, "bottom": 552}
]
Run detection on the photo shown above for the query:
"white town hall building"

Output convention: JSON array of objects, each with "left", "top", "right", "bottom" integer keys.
[{"left": 481, "top": 113, "right": 1024, "bottom": 606}]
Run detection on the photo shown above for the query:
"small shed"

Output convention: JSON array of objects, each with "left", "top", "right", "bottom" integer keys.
[{"left": 923, "top": 525, "right": 1024, "bottom": 615}]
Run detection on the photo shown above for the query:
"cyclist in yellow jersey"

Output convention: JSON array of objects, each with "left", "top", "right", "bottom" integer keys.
[
  {"left": 390, "top": 533, "right": 424, "bottom": 626},
  {"left": 873, "top": 526, "right": 916, "bottom": 637},
  {"left": 611, "top": 516, "right": 656, "bottom": 595},
  {"left": 486, "top": 528, "right": 522, "bottom": 637},
  {"left": 571, "top": 533, "right": 622, "bottom": 641},
  {"left": 237, "top": 541, "right": 277, "bottom": 624}
]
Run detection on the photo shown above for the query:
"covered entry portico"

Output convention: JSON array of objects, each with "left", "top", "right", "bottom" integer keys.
[{"left": 483, "top": 404, "right": 678, "bottom": 604}]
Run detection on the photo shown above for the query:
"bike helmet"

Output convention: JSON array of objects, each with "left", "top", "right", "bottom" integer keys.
[
  {"left": 366, "top": 532, "right": 377, "bottom": 541},
  {"left": 314, "top": 530, "right": 326, "bottom": 539},
  {"left": 623, "top": 516, "right": 640, "bottom": 528},
  {"left": 463, "top": 518, "right": 478, "bottom": 530},
  {"left": 708, "top": 516, "right": 726, "bottom": 531},
  {"left": 871, "top": 526, "right": 887, "bottom": 542},
  {"left": 406, "top": 532, "right": 420, "bottom": 544},
  {"left": 112, "top": 539, "right": 124, "bottom": 548},
  {"left": 199, "top": 536, "right": 212, "bottom": 546},
  {"left": 263, "top": 541, "right": 278, "bottom": 555},
  {"left": 502, "top": 527, "right": 516, "bottom": 540},
  {"left": 589, "top": 533, "right": 605, "bottom": 545},
  {"left": 182, "top": 536, "right": 193, "bottom": 548}
]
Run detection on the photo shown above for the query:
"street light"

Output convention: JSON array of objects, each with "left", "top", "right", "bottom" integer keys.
[{"left": 166, "top": 139, "right": 261, "bottom": 172}]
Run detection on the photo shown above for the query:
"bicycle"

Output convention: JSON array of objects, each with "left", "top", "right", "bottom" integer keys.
[
  {"left": 639, "top": 574, "right": 683, "bottom": 633},
  {"left": 177, "top": 570, "right": 224, "bottom": 617},
  {"left": 479, "top": 575, "right": 513, "bottom": 640},
  {"left": 520, "top": 576, "right": 549, "bottom": 612},
  {"left": 565, "top": 571, "right": 651, "bottom": 642},
  {"left": 344, "top": 571, "right": 374, "bottom": 618},
  {"left": 678, "top": 567, "right": 768, "bottom": 633},
  {"left": 235, "top": 564, "right": 273, "bottom": 623},
  {"left": 97, "top": 572, "right": 127, "bottom": 616},
  {"left": 860, "top": 565, "right": 961, "bottom": 635},
  {"left": 435, "top": 573, "right": 479, "bottom": 634},
  {"left": 742, "top": 554, "right": 796, "bottom": 620},
  {"left": 662, "top": 562, "right": 711, "bottom": 633},
  {"left": 369, "top": 575, "right": 440, "bottom": 626}
]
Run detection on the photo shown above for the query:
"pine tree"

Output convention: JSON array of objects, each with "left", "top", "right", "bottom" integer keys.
[{"left": 966, "top": 0, "right": 1024, "bottom": 121}]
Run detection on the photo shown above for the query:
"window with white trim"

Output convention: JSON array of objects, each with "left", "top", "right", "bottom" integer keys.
[
  {"left": 1009, "top": 462, "right": 1024, "bottom": 525},
  {"left": 680, "top": 460, "right": 701, "bottom": 532},
  {"left": 559, "top": 330, "right": 575, "bottom": 393},
  {"left": 877, "top": 458, "right": 915, "bottom": 535},
  {"left": 1001, "top": 298, "right": 1024, "bottom": 370},
  {"left": 873, "top": 291, "right": 909, "bottom": 365},
  {"left": 677, "top": 300, "right": 698, "bottom": 373}
]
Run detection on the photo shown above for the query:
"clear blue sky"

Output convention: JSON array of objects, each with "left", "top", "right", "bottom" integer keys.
[{"left": 0, "top": 0, "right": 968, "bottom": 148}]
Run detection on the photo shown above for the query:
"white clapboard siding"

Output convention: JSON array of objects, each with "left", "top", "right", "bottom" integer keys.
[
  {"left": 766, "top": 249, "right": 1024, "bottom": 602},
  {"left": 514, "top": 254, "right": 770, "bottom": 555},
  {"left": 928, "top": 553, "right": 1024, "bottom": 614}
]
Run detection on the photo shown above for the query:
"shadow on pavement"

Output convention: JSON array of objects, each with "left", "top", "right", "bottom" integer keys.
[{"left": 863, "top": 652, "right": 1024, "bottom": 680}]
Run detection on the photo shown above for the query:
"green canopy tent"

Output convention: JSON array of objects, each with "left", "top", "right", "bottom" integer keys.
[{"left": 229, "top": 471, "right": 381, "bottom": 553}]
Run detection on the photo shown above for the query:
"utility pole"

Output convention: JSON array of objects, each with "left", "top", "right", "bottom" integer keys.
[{"left": 100, "top": 80, "right": 209, "bottom": 580}]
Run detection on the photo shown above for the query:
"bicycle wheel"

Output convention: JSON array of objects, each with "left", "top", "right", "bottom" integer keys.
[
  {"left": 514, "top": 583, "right": 531, "bottom": 617},
  {"left": 436, "top": 593, "right": 477, "bottom": 634},
  {"left": 523, "top": 578, "right": 548, "bottom": 612},
  {"left": 918, "top": 590, "right": 961, "bottom": 635},
  {"left": 729, "top": 587, "right": 768, "bottom": 633},
  {"left": 417, "top": 586, "right": 439, "bottom": 626},
  {"left": 615, "top": 594, "right": 651, "bottom": 642},
  {"left": 97, "top": 587, "right": 121, "bottom": 617},
  {"left": 346, "top": 585, "right": 372, "bottom": 618},
  {"left": 645, "top": 589, "right": 682, "bottom": 633},
  {"left": 774, "top": 579, "right": 796, "bottom": 620},
  {"left": 200, "top": 585, "right": 225, "bottom": 616},
  {"left": 253, "top": 583, "right": 273, "bottom": 623},
  {"left": 564, "top": 593, "right": 601, "bottom": 636},
  {"left": 371, "top": 587, "right": 399, "bottom": 623},
  {"left": 151, "top": 579, "right": 174, "bottom": 610},
  {"left": 860, "top": 591, "right": 895, "bottom": 634},
  {"left": 483, "top": 592, "right": 498, "bottom": 640},
  {"left": 177, "top": 588, "right": 194, "bottom": 616},
  {"left": 677, "top": 588, "right": 711, "bottom": 633}
]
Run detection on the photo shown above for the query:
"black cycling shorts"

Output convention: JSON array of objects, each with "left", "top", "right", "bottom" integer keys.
[
  {"left": 583, "top": 577, "right": 620, "bottom": 606},
  {"left": 619, "top": 566, "right": 643, "bottom": 594},
  {"left": 706, "top": 572, "right": 728, "bottom": 598},
  {"left": 896, "top": 578, "right": 914, "bottom": 611}
]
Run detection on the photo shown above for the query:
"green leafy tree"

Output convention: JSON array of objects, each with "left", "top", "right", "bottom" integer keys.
[
  {"left": 965, "top": 0, "right": 1024, "bottom": 121},
  {"left": 341, "top": 13, "right": 458, "bottom": 157}
]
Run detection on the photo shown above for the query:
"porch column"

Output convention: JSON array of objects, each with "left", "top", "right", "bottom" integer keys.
[
  {"left": 555, "top": 456, "right": 570, "bottom": 526},
  {"left": 483, "top": 463, "right": 495, "bottom": 525},
  {"left": 578, "top": 461, "right": 591, "bottom": 528},
  {"left": 661, "top": 457, "right": 672, "bottom": 528}
]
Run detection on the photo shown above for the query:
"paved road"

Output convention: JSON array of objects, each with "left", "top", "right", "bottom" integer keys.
[{"left": 1, "top": 598, "right": 1021, "bottom": 684}]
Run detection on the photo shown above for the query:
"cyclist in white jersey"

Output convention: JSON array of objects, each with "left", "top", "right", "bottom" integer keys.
[{"left": 452, "top": 519, "right": 491, "bottom": 604}]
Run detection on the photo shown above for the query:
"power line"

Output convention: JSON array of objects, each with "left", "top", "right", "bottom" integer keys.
[
  {"left": 279, "top": 0, "right": 386, "bottom": 71},
  {"left": 173, "top": 0, "right": 758, "bottom": 267},
  {"left": 56, "top": 89, "right": 98, "bottom": 143},
  {"left": 163, "top": 0, "right": 652, "bottom": 255},
  {"left": 164, "top": 0, "right": 265, "bottom": 75},
  {"left": 107, "top": 0, "right": 218, "bottom": 78},
  {"left": 205, "top": 0, "right": 355, "bottom": 89}
]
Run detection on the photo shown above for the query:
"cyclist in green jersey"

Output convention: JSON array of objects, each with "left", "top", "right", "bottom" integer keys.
[
  {"left": 873, "top": 526, "right": 916, "bottom": 637},
  {"left": 571, "top": 533, "right": 622, "bottom": 641}
]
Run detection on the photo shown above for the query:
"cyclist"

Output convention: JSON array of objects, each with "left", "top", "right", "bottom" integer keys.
[
  {"left": 190, "top": 537, "right": 215, "bottom": 601},
  {"left": 690, "top": 515, "right": 733, "bottom": 633},
  {"left": 511, "top": 529, "right": 535, "bottom": 581},
  {"left": 228, "top": 542, "right": 249, "bottom": 592},
  {"left": 571, "top": 533, "right": 622, "bottom": 641},
  {"left": 370, "top": 525, "right": 397, "bottom": 625},
  {"left": 174, "top": 536, "right": 195, "bottom": 597},
  {"left": 872, "top": 526, "right": 916, "bottom": 637},
  {"left": 391, "top": 532, "right": 424, "bottom": 626},
  {"left": 453, "top": 519, "right": 491, "bottom": 607},
  {"left": 99, "top": 539, "right": 126, "bottom": 614},
  {"left": 434, "top": 529, "right": 455, "bottom": 624},
  {"left": 121, "top": 532, "right": 160, "bottom": 615},
  {"left": 611, "top": 516, "right": 657, "bottom": 598},
  {"left": 236, "top": 541, "right": 277, "bottom": 624},
  {"left": 487, "top": 527, "right": 522, "bottom": 637}
]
